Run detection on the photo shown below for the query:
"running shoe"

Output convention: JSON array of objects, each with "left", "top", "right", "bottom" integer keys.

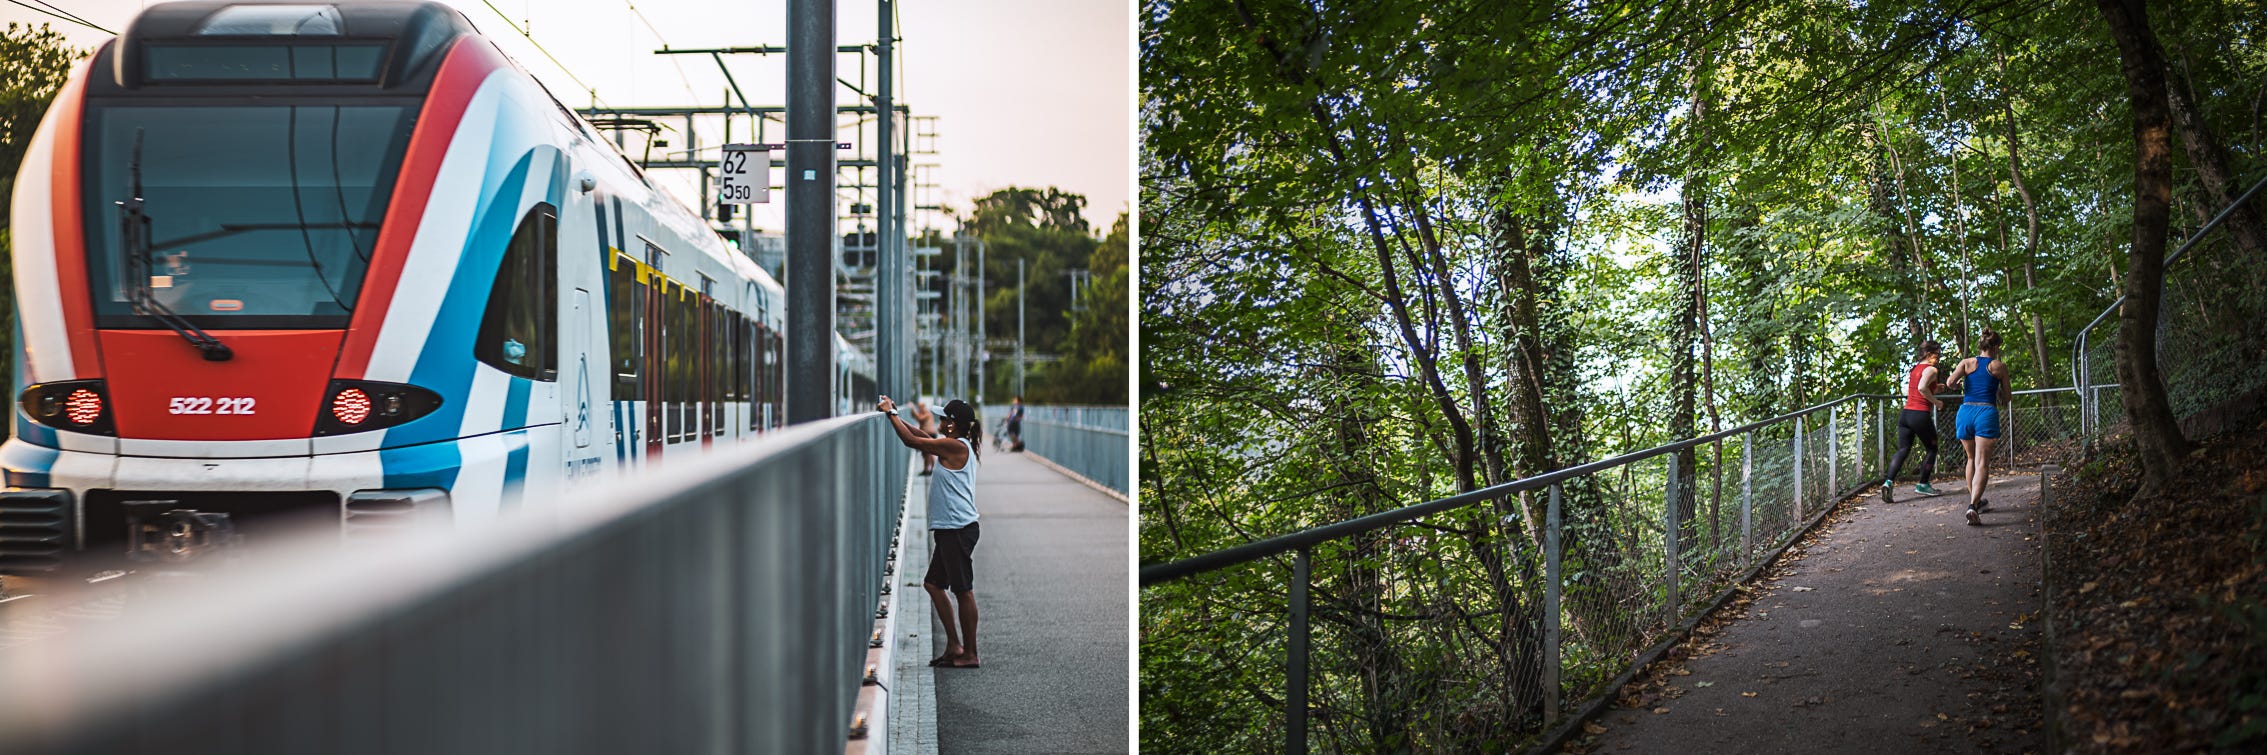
[
  {"left": 1881, "top": 481, "right": 1895, "bottom": 503},
  {"left": 1916, "top": 483, "right": 1941, "bottom": 496},
  {"left": 1965, "top": 506, "right": 1981, "bottom": 526}
]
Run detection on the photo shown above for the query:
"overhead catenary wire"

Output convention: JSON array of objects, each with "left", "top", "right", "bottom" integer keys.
[
  {"left": 478, "top": 0, "right": 609, "bottom": 108},
  {"left": 626, "top": 1, "right": 701, "bottom": 102},
  {"left": 27, "top": 0, "right": 106, "bottom": 32},
  {"left": 7, "top": 0, "right": 115, "bottom": 34}
]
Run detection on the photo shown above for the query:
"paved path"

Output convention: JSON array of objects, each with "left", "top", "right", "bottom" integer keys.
[
  {"left": 928, "top": 449, "right": 1128, "bottom": 754},
  {"left": 1579, "top": 472, "right": 2045, "bottom": 754}
]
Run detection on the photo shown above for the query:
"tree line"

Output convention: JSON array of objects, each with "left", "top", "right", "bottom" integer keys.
[{"left": 1140, "top": 0, "right": 2264, "bottom": 748}]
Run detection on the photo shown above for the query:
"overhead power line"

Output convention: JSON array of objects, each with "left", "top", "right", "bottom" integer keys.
[
  {"left": 7, "top": 0, "right": 114, "bottom": 34},
  {"left": 479, "top": 0, "right": 608, "bottom": 108}
]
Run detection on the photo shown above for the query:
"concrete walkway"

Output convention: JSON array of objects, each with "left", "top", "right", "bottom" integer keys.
[
  {"left": 1578, "top": 471, "right": 2046, "bottom": 754},
  {"left": 921, "top": 449, "right": 1128, "bottom": 754}
]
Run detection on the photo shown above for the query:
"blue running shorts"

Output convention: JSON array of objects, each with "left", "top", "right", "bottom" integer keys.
[{"left": 1955, "top": 404, "right": 2001, "bottom": 440}]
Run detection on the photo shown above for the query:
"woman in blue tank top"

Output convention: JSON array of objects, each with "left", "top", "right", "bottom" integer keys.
[{"left": 1945, "top": 328, "right": 2012, "bottom": 525}]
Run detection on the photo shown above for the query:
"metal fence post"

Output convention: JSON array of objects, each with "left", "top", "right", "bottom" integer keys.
[
  {"left": 1793, "top": 415, "right": 1805, "bottom": 521},
  {"left": 1288, "top": 547, "right": 1310, "bottom": 754},
  {"left": 2008, "top": 398, "right": 2019, "bottom": 466},
  {"left": 1741, "top": 431, "right": 1753, "bottom": 567},
  {"left": 1664, "top": 452, "right": 1681, "bottom": 627},
  {"left": 1856, "top": 404, "right": 1865, "bottom": 484},
  {"left": 1876, "top": 401, "right": 1885, "bottom": 479},
  {"left": 2078, "top": 335, "right": 2093, "bottom": 448},
  {"left": 1544, "top": 483, "right": 1563, "bottom": 725},
  {"left": 1828, "top": 408, "right": 1839, "bottom": 496}
]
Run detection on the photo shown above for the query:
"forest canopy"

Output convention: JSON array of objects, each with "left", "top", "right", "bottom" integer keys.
[{"left": 1139, "top": 0, "right": 2265, "bottom": 749}]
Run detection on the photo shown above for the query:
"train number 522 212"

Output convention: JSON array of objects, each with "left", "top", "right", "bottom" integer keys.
[{"left": 169, "top": 397, "right": 256, "bottom": 415}]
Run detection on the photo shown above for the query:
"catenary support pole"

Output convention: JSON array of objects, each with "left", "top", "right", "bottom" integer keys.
[
  {"left": 977, "top": 241, "right": 986, "bottom": 403},
  {"left": 1016, "top": 258, "right": 1026, "bottom": 397},
  {"left": 875, "top": 0, "right": 903, "bottom": 405},
  {"left": 785, "top": 0, "right": 836, "bottom": 423}
]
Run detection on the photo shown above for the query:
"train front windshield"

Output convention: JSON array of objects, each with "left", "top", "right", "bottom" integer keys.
[{"left": 81, "top": 102, "right": 417, "bottom": 328}]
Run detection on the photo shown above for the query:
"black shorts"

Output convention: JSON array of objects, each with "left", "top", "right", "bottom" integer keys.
[{"left": 926, "top": 523, "right": 980, "bottom": 593}]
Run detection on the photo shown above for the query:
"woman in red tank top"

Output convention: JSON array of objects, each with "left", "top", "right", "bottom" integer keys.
[{"left": 1882, "top": 341, "right": 1945, "bottom": 503}]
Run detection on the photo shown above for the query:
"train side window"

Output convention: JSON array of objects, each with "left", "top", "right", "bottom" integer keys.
[
  {"left": 725, "top": 314, "right": 739, "bottom": 403},
  {"left": 608, "top": 254, "right": 640, "bottom": 399},
  {"left": 475, "top": 203, "right": 556, "bottom": 381}
]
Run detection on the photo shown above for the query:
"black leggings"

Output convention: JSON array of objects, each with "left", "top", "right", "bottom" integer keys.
[{"left": 1886, "top": 408, "right": 1938, "bottom": 484}]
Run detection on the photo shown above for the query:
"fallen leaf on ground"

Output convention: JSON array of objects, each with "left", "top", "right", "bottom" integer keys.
[
  {"left": 1741, "top": 692, "right": 1758, "bottom": 697},
  {"left": 1583, "top": 722, "right": 1608, "bottom": 736},
  {"left": 1652, "top": 707, "right": 1670, "bottom": 714}
]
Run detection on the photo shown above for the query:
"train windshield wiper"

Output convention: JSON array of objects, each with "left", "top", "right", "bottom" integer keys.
[{"left": 116, "top": 129, "right": 232, "bottom": 362}]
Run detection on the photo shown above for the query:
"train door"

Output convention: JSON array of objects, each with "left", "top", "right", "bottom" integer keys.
[
  {"left": 644, "top": 277, "right": 664, "bottom": 459},
  {"left": 698, "top": 295, "right": 713, "bottom": 447}
]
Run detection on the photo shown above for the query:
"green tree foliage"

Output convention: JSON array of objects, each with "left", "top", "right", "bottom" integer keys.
[
  {"left": 937, "top": 187, "right": 1126, "bottom": 404},
  {"left": 2, "top": 23, "right": 82, "bottom": 231},
  {"left": 1140, "top": 0, "right": 2266, "bottom": 749},
  {"left": 0, "top": 25, "right": 77, "bottom": 441}
]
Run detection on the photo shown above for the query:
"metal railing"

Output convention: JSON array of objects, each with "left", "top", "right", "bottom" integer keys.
[
  {"left": 2073, "top": 174, "right": 2267, "bottom": 447},
  {"left": 1140, "top": 391, "right": 1951, "bottom": 751},
  {"left": 995, "top": 404, "right": 1128, "bottom": 495},
  {"left": 0, "top": 414, "right": 909, "bottom": 755}
]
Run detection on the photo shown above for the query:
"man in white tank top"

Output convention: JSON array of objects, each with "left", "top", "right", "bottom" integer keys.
[{"left": 881, "top": 395, "right": 985, "bottom": 668}]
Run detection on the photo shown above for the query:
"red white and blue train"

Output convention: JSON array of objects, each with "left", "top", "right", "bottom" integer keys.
[{"left": 1, "top": 1, "right": 869, "bottom": 571}]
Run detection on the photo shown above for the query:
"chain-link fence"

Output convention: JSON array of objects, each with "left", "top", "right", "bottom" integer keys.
[
  {"left": 1140, "top": 395, "right": 1902, "bottom": 752},
  {"left": 2073, "top": 178, "right": 2267, "bottom": 445}
]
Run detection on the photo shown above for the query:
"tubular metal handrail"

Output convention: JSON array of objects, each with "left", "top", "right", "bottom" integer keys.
[
  {"left": 2070, "top": 172, "right": 2267, "bottom": 442},
  {"left": 1142, "top": 384, "right": 2090, "bottom": 751},
  {"left": 0, "top": 413, "right": 910, "bottom": 755},
  {"left": 1141, "top": 392, "right": 1887, "bottom": 586}
]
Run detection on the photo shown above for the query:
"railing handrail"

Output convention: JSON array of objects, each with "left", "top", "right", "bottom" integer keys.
[
  {"left": 1022, "top": 415, "right": 1131, "bottom": 436},
  {"left": 1141, "top": 385, "right": 2091, "bottom": 587},
  {"left": 0, "top": 413, "right": 904, "bottom": 753},
  {"left": 2071, "top": 172, "right": 2267, "bottom": 386}
]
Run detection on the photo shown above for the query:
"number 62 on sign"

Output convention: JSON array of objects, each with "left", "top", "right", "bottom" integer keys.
[{"left": 716, "top": 145, "right": 770, "bottom": 205}]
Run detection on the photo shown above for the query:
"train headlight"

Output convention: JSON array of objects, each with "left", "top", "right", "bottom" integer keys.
[
  {"left": 313, "top": 380, "right": 443, "bottom": 436},
  {"left": 332, "top": 388, "right": 373, "bottom": 426},
  {"left": 19, "top": 380, "right": 117, "bottom": 436}
]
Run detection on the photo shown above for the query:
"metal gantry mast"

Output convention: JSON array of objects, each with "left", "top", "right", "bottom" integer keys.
[{"left": 784, "top": 0, "right": 835, "bottom": 423}]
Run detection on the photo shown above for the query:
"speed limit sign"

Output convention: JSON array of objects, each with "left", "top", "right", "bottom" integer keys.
[{"left": 717, "top": 145, "right": 769, "bottom": 204}]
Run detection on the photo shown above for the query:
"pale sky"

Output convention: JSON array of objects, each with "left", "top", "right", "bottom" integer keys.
[{"left": 7, "top": 0, "right": 1131, "bottom": 234}]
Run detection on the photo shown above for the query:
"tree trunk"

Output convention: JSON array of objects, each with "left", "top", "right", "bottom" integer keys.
[
  {"left": 1864, "top": 123, "right": 1926, "bottom": 345},
  {"left": 1996, "top": 49, "right": 2056, "bottom": 385},
  {"left": 1943, "top": 98, "right": 1975, "bottom": 351},
  {"left": 2095, "top": 0, "right": 2192, "bottom": 493},
  {"left": 1670, "top": 52, "right": 1709, "bottom": 553},
  {"left": 2163, "top": 43, "right": 2267, "bottom": 258}
]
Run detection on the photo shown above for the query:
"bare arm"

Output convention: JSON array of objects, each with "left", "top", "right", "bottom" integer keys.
[
  {"left": 1945, "top": 359, "right": 1971, "bottom": 391},
  {"left": 1920, "top": 365, "right": 1944, "bottom": 408},
  {"left": 1994, "top": 361, "right": 2012, "bottom": 406},
  {"left": 878, "top": 396, "right": 972, "bottom": 458}
]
